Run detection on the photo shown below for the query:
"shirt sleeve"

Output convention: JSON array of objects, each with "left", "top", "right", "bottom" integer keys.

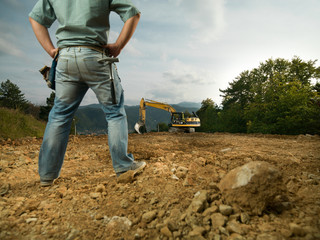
[
  {"left": 110, "top": 0, "right": 140, "bottom": 22},
  {"left": 29, "top": 0, "right": 56, "bottom": 28}
]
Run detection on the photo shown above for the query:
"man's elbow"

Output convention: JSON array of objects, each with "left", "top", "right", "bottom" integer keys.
[
  {"left": 29, "top": 16, "right": 38, "bottom": 26},
  {"left": 134, "top": 13, "right": 141, "bottom": 21},
  {"left": 29, "top": 16, "right": 34, "bottom": 23}
]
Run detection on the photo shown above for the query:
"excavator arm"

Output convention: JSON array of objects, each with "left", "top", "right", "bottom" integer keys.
[{"left": 135, "top": 98, "right": 176, "bottom": 134}]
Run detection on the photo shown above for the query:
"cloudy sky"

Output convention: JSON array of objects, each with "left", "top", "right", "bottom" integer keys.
[{"left": 0, "top": 0, "right": 319, "bottom": 106}]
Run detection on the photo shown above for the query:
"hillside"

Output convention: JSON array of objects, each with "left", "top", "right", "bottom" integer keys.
[
  {"left": 75, "top": 103, "right": 201, "bottom": 134},
  {"left": 0, "top": 132, "right": 319, "bottom": 239},
  {"left": 0, "top": 108, "right": 45, "bottom": 140}
]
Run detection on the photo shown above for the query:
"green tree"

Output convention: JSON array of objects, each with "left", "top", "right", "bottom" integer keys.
[
  {"left": 220, "top": 70, "right": 253, "bottom": 109},
  {"left": 158, "top": 122, "right": 169, "bottom": 132},
  {"left": 219, "top": 57, "right": 320, "bottom": 134},
  {"left": 196, "top": 98, "right": 222, "bottom": 132},
  {"left": 313, "top": 82, "right": 320, "bottom": 94},
  {"left": 0, "top": 79, "right": 28, "bottom": 110},
  {"left": 39, "top": 91, "right": 55, "bottom": 121}
]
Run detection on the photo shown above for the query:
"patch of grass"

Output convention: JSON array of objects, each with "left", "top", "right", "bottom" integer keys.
[{"left": 0, "top": 108, "right": 46, "bottom": 139}]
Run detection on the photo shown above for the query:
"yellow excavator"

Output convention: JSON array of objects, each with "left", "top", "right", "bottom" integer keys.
[{"left": 134, "top": 98, "right": 201, "bottom": 134}]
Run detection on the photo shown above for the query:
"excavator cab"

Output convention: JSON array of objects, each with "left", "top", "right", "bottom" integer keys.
[{"left": 171, "top": 112, "right": 186, "bottom": 125}]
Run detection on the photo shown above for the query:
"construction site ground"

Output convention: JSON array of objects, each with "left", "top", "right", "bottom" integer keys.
[{"left": 0, "top": 132, "right": 319, "bottom": 239}]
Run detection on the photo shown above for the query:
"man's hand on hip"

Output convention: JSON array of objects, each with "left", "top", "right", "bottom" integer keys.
[
  {"left": 104, "top": 43, "right": 121, "bottom": 58},
  {"left": 50, "top": 48, "right": 59, "bottom": 58}
]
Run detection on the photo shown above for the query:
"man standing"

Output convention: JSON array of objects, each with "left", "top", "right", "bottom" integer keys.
[{"left": 29, "top": 0, "right": 145, "bottom": 186}]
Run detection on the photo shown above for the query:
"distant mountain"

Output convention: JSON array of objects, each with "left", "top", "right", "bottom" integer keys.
[
  {"left": 74, "top": 102, "right": 201, "bottom": 134},
  {"left": 177, "top": 102, "right": 201, "bottom": 108}
]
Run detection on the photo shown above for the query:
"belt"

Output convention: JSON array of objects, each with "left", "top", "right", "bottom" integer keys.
[{"left": 60, "top": 45, "right": 107, "bottom": 54}]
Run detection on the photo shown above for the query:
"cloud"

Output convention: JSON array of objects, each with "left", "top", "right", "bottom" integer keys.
[
  {"left": 162, "top": 59, "right": 215, "bottom": 85},
  {"left": 147, "top": 87, "right": 188, "bottom": 104},
  {"left": 123, "top": 38, "right": 143, "bottom": 57},
  {"left": 135, "top": 0, "right": 226, "bottom": 43},
  {"left": 2, "top": 0, "right": 22, "bottom": 9},
  {"left": 0, "top": 38, "right": 24, "bottom": 57},
  {"left": 176, "top": 0, "right": 226, "bottom": 42},
  {"left": 0, "top": 22, "right": 25, "bottom": 57},
  {"left": 142, "top": 59, "right": 216, "bottom": 104}
]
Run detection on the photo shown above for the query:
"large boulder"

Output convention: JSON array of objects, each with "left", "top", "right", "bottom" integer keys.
[{"left": 218, "top": 161, "right": 286, "bottom": 215}]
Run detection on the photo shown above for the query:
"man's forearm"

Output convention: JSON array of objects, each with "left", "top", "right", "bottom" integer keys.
[
  {"left": 105, "top": 13, "right": 140, "bottom": 57},
  {"left": 29, "top": 17, "right": 57, "bottom": 58},
  {"left": 117, "top": 13, "right": 140, "bottom": 49}
]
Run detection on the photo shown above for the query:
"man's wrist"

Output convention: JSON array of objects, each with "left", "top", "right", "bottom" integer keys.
[{"left": 49, "top": 48, "right": 58, "bottom": 58}]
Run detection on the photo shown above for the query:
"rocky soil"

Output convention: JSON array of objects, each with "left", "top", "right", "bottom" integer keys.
[{"left": 0, "top": 132, "right": 319, "bottom": 240}]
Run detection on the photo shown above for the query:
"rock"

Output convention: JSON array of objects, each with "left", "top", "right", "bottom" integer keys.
[
  {"left": 95, "top": 184, "right": 106, "bottom": 193},
  {"left": 303, "top": 226, "right": 319, "bottom": 235},
  {"left": 57, "top": 186, "right": 68, "bottom": 198},
  {"left": 280, "top": 228, "right": 292, "bottom": 238},
  {"left": 240, "top": 212, "right": 250, "bottom": 224},
  {"left": 189, "top": 226, "right": 206, "bottom": 236},
  {"left": 158, "top": 210, "right": 166, "bottom": 218},
  {"left": 26, "top": 218, "right": 37, "bottom": 223},
  {"left": 208, "top": 232, "right": 222, "bottom": 240},
  {"left": 258, "top": 223, "right": 275, "bottom": 232},
  {"left": 183, "top": 174, "right": 196, "bottom": 186},
  {"left": 120, "top": 199, "right": 129, "bottom": 209},
  {"left": 187, "top": 191, "right": 208, "bottom": 214},
  {"left": 286, "top": 177, "right": 300, "bottom": 193},
  {"left": 150, "top": 197, "right": 158, "bottom": 205},
  {"left": 289, "top": 223, "right": 306, "bottom": 237},
  {"left": 218, "top": 161, "right": 286, "bottom": 215},
  {"left": 25, "top": 199, "right": 40, "bottom": 211},
  {"left": 219, "top": 204, "right": 233, "bottom": 216},
  {"left": 256, "top": 233, "right": 282, "bottom": 240},
  {"left": 134, "top": 228, "right": 146, "bottom": 239},
  {"left": 95, "top": 213, "right": 104, "bottom": 220},
  {"left": 160, "top": 226, "right": 172, "bottom": 238},
  {"left": 163, "top": 216, "right": 179, "bottom": 232},
  {"left": 220, "top": 148, "right": 232, "bottom": 153},
  {"left": 211, "top": 213, "right": 227, "bottom": 229},
  {"left": 227, "top": 220, "right": 245, "bottom": 234},
  {"left": 105, "top": 216, "right": 132, "bottom": 232},
  {"left": 66, "top": 228, "right": 80, "bottom": 240},
  {"left": 89, "top": 192, "right": 100, "bottom": 199},
  {"left": 117, "top": 170, "right": 135, "bottom": 184},
  {"left": 176, "top": 166, "right": 189, "bottom": 179},
  {"left": 203, "top": 206, "right": 218, "bottom": 216},
  {"left": 166, "top": 218, "right": 179, "bottom": 232},
  {"left": 228, "top": 233, "right": 246, "bottom": 240},
  {"left": 209, "top": 182, "right": 220, "bottom": 190},
  {"left": 171, "top": 174, "right": 179, "bottom": 180},
  {"left": 0, "top": 183, "right": 10, "bottom": 196},
  {"left": 218, "top": 226, "right": 229, "bottom": 236},
  {"left": 173, "top": 230, "right": 182, "bottom": 239},
  {"left": 197, "top": 157, "right": 207, "bottom": 166},
  {"left": 142, "top": 210, "right": 157, "bottom": 223}
]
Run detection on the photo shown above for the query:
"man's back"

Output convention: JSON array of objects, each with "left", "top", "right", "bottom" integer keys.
[{"left": 29, "top": 0, "right": 139, "bottom": 48}]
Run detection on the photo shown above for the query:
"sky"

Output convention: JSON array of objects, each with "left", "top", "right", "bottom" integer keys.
[{"left": 0, "top": 0, "right": 319, "bottom": 106}]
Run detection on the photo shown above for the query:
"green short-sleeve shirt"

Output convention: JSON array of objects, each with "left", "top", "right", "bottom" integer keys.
[{"left": 29, "top": 0, "right": 140, "bottom": 48}]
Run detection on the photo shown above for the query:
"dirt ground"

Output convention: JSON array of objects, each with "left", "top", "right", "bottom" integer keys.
[{"left": 0, "top": 132, "right": 319, "bottom": 240}]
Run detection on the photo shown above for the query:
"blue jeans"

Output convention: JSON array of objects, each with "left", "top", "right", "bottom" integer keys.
[{"left": 39, "top": 47, "right": 134, "bottom": 180}]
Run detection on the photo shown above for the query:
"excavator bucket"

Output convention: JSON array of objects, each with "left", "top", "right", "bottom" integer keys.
[{"left": 134, "top": 121, "right": 146, "bottom": 134}]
